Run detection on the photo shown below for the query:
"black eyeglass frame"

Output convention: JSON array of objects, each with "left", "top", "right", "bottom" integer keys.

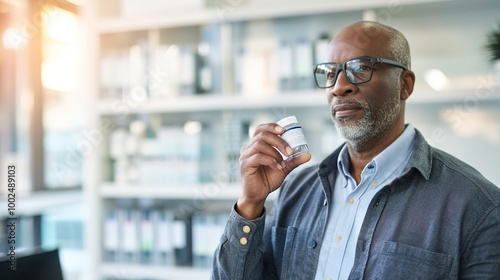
[{"left": 313, "top": 56, "right": 408, "bottom": 89}]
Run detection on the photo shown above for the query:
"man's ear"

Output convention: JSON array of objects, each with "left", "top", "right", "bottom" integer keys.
[{"left": 400, "top": 70, "right": 415, "bottom": 101}]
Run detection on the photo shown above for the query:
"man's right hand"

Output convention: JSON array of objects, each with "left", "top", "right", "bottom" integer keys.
[{"left": 236, "top": 122, "right": 311, "bottom": 220}]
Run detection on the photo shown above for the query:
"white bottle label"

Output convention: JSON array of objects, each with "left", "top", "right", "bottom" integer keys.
[{"left": 281, "top": 125, "right": 307, "bottom": 148}]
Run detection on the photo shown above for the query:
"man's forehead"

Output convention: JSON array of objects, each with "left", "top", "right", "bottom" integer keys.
[{"left": 327, "top": 27, "right": 390, "bottom": 61}]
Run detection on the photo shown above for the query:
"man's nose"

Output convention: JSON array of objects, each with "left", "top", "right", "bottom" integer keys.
[{"left": 329, "top": 70, "right": 356, "bottom": 97}]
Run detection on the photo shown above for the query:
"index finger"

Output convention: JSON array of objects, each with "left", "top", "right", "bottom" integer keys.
[
  {"left": 251, "top": 122, "right": 285, "bottom": 137},
  {"left": 250, "top": 123, "right": 294, "bottom": 158}
]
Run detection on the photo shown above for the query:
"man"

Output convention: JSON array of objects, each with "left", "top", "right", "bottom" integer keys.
[{"left": 211, "top": 21, "right": 500, "bottom": 279}]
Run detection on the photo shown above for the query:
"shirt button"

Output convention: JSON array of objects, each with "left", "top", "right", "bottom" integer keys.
[
  {"left": 336, "top": 235, "right": 342, "bottom": 241},
  {"left": 348, "top": 198, "right": 354, "bottom": 204},
  {"left": 308, "top": 240, "right": 317, "bottom": 248},
  {"left": 242, "top": 225, "right": 251, "bottom": 233},
  {"left": 240, "top": 237, "right": 248, "bottom": 245},
  {"left": 372, "top": 180, "right": 378, "bottom": 186},
  {"left": 327, "top": 277, "right": 333, "bottom": 280}
]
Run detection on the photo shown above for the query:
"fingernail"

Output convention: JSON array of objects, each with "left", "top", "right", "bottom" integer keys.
[
  {"left": 274, "top": 125, "right": 284, "bottom": 133},
  {"left": 277, "top": 163, "right": 283, "bottom": 170},
  {"left": 281, "top": 161, "right": 286, "bottom": 169},
  {"left": 285, "top": 146, "right": 294, "bottom": 156}
]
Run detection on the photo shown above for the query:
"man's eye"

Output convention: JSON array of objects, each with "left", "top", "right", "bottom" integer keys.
[
  {"left": 354, "top": 65, "right": 371, "bottom": 72},
  {"left": 327, "top": 72, "right": 336, "bottom": 80}
]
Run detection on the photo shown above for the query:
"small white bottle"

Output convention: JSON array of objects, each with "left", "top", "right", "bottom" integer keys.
[{"left": 276, "top": 116, "right": 309, "bottom": 159}]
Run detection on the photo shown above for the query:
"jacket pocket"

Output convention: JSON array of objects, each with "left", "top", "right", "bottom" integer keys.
[
  {"left": 271, "top": 226, "right": 297, "bottom": 279},
  {"left": 372, "top": 241, "right": 453, "bottom": 280}
]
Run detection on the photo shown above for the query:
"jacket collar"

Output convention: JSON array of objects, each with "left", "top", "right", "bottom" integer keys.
[{"left": 403, "top": 129, "right": 432, "bottom": 181}]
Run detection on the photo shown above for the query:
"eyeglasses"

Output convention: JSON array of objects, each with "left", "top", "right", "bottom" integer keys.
[{"left": 313, "top": 56, "right": 408, "bottom": 88}]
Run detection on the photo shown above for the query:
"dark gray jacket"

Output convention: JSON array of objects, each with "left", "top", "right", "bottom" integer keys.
[{"left": 212, "top": 130, "right": 500, "bottom": 280}]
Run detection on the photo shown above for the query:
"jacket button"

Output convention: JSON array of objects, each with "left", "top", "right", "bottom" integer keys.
[
  {"left": 308, "top": 240, "right": 317, "bottom": 249},
  {"left": 242, "top": 225, "right": 251, "bottom": 233},
  {"left": 240, "top": 237, "right": 248, "bottom": 245}
]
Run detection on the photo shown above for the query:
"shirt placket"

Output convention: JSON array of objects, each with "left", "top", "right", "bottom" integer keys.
[{"left": 330, "top": 167, "right": 375, "bottom": 280}]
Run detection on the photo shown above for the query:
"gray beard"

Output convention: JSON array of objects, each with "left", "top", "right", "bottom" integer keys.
[{"left": 331, "top": 95, "right": 400, "bottom": 149}]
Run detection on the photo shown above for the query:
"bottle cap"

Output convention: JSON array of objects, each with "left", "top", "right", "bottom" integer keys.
[{"left": 277, "top": 116, "right": 298, "bottom": 127}]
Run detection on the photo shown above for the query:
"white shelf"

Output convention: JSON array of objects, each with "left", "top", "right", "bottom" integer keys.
[
  {"left": 100, "top": 183, "right": 279, "bottom": 201},
  {"left": 408, "top": 85, "right": 500, "bottom": 105},
  {"left": 101, "top": 264, "right": 210, "bottom": 280},
  {"left": 97, "top": 90, "right": 327, "bottom": 115},
  {"left": 97, "top": 0, "right": 449, "bottom": 33},
  {"left": 97, "top": 84, "right": 500, "bottom": 115},
  {"left": 0, "top": 189, "right": 82, "bottom": 219},
  {"left": 100, "top": 183, "right": 242, "bottom": 200}
]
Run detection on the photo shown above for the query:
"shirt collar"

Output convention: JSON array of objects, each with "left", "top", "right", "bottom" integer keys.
[
  {"left": 337, "top": 124, "right": 417, "bottom": 187},
  {"left": 318, "top": 126, "right": 433, "bottom": 201}
]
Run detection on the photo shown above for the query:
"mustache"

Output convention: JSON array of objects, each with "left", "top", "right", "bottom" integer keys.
[
  {"left": 331, "top": 98, "right": 369, "bottom": 113},
  {"left": 332, "top": 98, "right": 365, "bottom": 107}
]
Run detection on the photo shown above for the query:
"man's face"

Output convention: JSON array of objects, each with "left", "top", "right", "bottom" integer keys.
[{"left": 326, "top": 27, "right": 404, "bottom": 145}]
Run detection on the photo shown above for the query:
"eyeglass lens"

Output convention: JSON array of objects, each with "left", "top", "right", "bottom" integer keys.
[{"left": 314, "top": 58, "right": 374, "bottom": 88}]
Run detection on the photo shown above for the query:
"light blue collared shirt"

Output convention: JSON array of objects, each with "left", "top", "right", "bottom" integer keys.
[{"left": 314, "top": 124, "right": 416, "bottom": 280}]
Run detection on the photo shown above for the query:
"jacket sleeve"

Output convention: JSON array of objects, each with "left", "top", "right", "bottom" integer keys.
[{"left": 211, "top": 204, "right": 277, "bottom": 280}]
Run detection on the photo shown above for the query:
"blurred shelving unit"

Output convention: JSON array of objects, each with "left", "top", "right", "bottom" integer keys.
[{"left": 82, "top": 0, "right": 500, "bottom": 279}]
